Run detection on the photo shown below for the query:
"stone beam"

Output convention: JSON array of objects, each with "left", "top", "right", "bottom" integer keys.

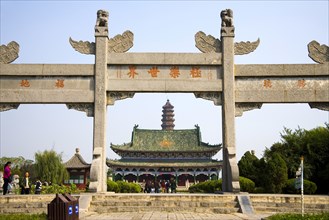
[
  {"left": 0, "top": 64, "right": 94, "bottom": 76},
  {"left": 235, "top": 63, "right": 328, "bottom": 77},
  {"left": 0, "top": 77, "right": 94, "bottom": 103},
  {"left": 107, "top": 53, "right": 222, "bottom": 65},
  {"left": 0, "top": 64, "right": 95, "bottom": 104},
  {"left": 107, "top": 79, "right": 222, "bottom": 92}
]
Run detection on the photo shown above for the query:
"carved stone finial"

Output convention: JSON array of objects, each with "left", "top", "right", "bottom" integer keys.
[
  {"left": 220, "top": 9, "right": 234, "bottom": 37},
  {"left": 308, "top": 40, "right": 329, "bottom": 64},
  {"left": 95, "top": 9, "right": 109, "bottom": 36},
  {"left": 0, "top": 41, "right": 20, "bottom": 64},
  {"left": 96, "top": 10, "right": 109, "bottom": 27},
  {"left": 221, "top": 9, "right": 234, "bottom": 27}
]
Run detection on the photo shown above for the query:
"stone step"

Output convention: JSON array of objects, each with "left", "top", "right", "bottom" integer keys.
[
  {"left": 88, "top": 194, "right": 240, "bottom": 214},
  {"left": 91, "top": 195, "right": 237, "bottom": 202},
  {"left": 89, "top": 205, "right": 240, "bottom": 214},
  {"left": 90, "top": 201, "right": 238, "bottom": 208}
]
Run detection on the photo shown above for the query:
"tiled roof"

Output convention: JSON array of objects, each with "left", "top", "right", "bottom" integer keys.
[
  {"left": 111, "top": 126, "right": 221, "bottom": 152},
  {"left": 107, "top": 158, "right": 222, "bottom": 168},
  {"left": 64, "top": 148, "right": 91, "bottom": 169}
]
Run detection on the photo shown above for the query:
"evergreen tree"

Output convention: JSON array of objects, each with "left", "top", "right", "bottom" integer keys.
[{"left": 238, "top": 150, "right": 259, "bottom": 183}]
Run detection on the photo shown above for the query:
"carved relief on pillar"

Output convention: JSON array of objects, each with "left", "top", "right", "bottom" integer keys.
[
  {"left": 307, "top": 40, "right": 329, "bottom": 64},
  {"left": 107, "top": 92, "right": 135, "bottom": 105},
  {"left": 66, "top": 104, "right": 94, "bottom": 117},
  {"left": 0, "top": 41, "right": 19, "bottom": 64},
  {"left": 0, "top": 104, "right": 20, "bottom": 112},
  {"left": 235, "top": 103, "right": 263, "bottom": 117},
  {"left": 309, "top": 103, "right": 329, "bottom": 111},
  {"left": 194, "top": 92, "right": 222, "bottom": 106}
]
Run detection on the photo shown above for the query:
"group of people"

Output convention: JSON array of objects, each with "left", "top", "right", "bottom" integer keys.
[
  {"left": 142, "top": 178, "right": 177, "bottom": 193},
  {"left": 2, "top": 161, "right": 42, "bottom": 195}
]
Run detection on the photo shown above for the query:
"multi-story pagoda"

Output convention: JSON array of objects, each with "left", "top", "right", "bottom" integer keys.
[{"left": 107, "top": 100, "right": 222, "bottom": 186}]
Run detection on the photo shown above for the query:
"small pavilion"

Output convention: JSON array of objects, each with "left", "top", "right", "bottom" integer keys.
[
  {"left": 107, "top": 100, "right": 222, "bottom": 186},
  {"left": 64, "top": 148, "right": 91, "bottom": 189}
]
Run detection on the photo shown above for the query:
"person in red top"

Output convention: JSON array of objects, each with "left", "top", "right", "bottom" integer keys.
[{"left": 3, "top": 161, "right": 11, "bottom": 195}]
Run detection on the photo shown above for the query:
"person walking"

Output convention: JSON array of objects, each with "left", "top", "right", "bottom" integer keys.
[{"left": 2, "top": 161, "right": 12, "bottom": 195}]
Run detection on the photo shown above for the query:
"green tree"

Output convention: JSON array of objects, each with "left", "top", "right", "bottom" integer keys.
[
  {"left": 238, "top": 151, "right": 259, "bottom": 183},
  {"left": 265, "top": 124, "right": 329, "bottom": 194},
  {"left": 264, "top": 153, "right": 288, "bottom": 193},
  {"left": 34, "top": 150, "right": 68, "bottom": 184}
]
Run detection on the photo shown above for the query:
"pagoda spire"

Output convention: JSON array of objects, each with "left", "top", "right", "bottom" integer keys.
[{"left": 161, "top": 99, "right": 175, "bottom": 130}]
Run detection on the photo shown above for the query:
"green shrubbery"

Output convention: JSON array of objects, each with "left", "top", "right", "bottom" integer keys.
[
  {"left": 282, "top": 179, "right": 317, "bottom": 195},
  {"left": 189, "top": 180, "right": 222, "bottom": 193},
  {"left": 107, "top": 180, "right": 141, "bottom": 193},
  {"left": 267, "top": 213, "right": 329, "bottom": 220},
  {"left": 40, "top": 183, "right": 80, "bottom": 194},
  {"left": 0, "top": 213, "right": 47, "bottom": 220},
  {"left": 189, "top": 177, "right": 256, "bottom": 193},
  {"left": 239, "top": 176, "right": 255, "bottom": 193}
]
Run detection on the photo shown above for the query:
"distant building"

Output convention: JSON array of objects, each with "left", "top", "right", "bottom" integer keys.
[
  {"left": 107, "top": 100, "right": 222, "bottom": 186},
  {"left": 64, "top": 148, "right": 90, "bottom": 189}
]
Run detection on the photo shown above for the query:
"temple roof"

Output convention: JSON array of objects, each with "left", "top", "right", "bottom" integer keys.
[
  {"left": 64, "top": 148, "right": 91, "bottom": 169},
  {"left": 111, "top": 125, "right": 221, "bottom": 153},
  {"left": 107, "top": 158, "right": 222, "bottom": 168}
]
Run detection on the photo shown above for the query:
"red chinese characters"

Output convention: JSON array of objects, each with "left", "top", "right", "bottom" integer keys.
[{"left": 127, "top": 65, "right": 138, "bottom": 78}]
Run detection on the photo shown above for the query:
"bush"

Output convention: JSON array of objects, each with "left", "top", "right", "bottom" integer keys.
[
  {"left": 108, "top": 180, "right": 141, "bottom": 193},
  {"left": 188, "top": 180, "right": 221, "bottom": 193},
  {"left": 283, "top": 179, "right": 317, "bottom": 195},
  {"left": 41, "top": 183, "right": 80, "bottom": 194},
  {"left": 189, "top": 177, "right": 255, "bottom": 194},
  {"left": 0, "top": 213, "right": 47, "bottom": 220},
  {"left": 267, "top": 213, "right": 329, "bottom": 220},
  {"left": 239, "top": 176, "right": 255, "bottom": 193},
  {"left": 107, "top": 180, "right": 119, "bottom": 193}
]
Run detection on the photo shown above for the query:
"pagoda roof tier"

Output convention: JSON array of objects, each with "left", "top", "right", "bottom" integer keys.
[
  {"left": 111, "top": 126, "right": 221, "bottom": 153},
  {"left": 107, "top": 159, "right": 222, "bottom": 169}
]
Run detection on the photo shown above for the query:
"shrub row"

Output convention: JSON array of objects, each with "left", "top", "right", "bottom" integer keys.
[
  {"left": 107, "top": 180, "right": 141, "bottom": 193},
  {"left": 188, "top": 177, "right": 255, "bottom": 193},
  {"left": 188, "top": 177, "right": 317, "bottom": 194}
]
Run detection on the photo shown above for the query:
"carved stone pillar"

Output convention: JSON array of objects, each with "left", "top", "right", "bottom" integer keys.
[
  {"left": 220, "top": 9, "right": 240, "bottom": 192},
  {"left": 89, "top": 10, "right": 109, "bottom": 192}
]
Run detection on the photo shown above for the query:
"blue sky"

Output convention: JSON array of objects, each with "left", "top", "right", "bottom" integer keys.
[{"left": 0, "top": 1, "right": 328, "bottom": 164}]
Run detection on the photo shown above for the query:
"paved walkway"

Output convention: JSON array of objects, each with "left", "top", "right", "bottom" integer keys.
[{"left": 80, "top": 211, "right": 273, "bottom": 220}]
